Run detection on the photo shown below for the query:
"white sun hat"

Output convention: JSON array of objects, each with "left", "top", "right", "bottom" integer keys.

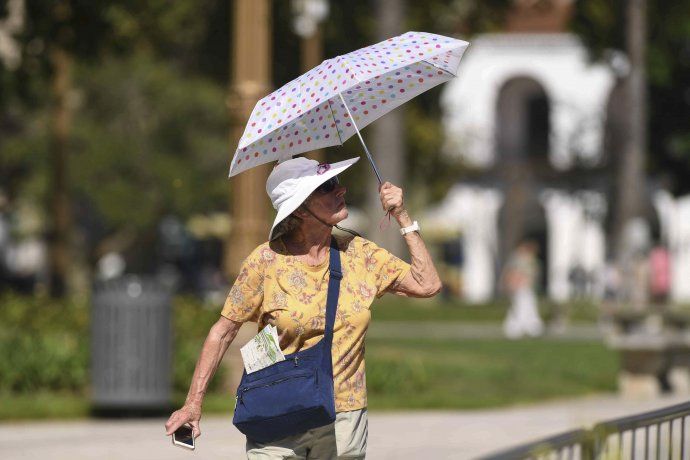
[{"left": 266, "top": 156, "right": 360, "bottom": 240}]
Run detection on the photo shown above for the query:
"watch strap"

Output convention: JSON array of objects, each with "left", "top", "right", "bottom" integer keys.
[{"left": 400, "top": 220, "right": 420, "bottom": 236}]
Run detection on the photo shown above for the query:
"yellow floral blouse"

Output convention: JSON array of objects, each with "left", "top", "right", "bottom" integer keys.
[{"left": 221, "top": 234, "right": 411, "bottom": 412}]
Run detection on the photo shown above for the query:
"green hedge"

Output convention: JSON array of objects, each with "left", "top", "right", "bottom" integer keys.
[
  {"left": 0, "top": 293, "right": 224, "bottom": 395},
  {"left": 171, "top": 296, "right": 226, "bottom": 394},
  {"left": 0, "top": 293, "right": 89, "bottom": 392}
]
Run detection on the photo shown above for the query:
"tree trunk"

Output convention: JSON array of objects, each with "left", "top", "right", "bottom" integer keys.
[
  {"left": 613, "top": 0, "right": 647, "bottom": 261},
  {"left": 366, "top": 0, "right": 406, "bottom": 255},
  {"left": 47, "top": 4, "right": 74, "bottom": 298},
  {"left": 225, "top": 0, "right": 272, "bottom": 280},
  {"left": 223, "top": 0, "right": 272, "bottom": 395}
]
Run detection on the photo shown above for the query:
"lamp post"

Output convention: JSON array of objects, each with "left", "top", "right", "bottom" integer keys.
[{"left": 292, "top": 0, "right": 329, "bottom": 163}]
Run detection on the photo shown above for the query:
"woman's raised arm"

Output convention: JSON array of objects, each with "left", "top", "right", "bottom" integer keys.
[{"left": 378, "top": 182, "right": 442, "bottom": 298}]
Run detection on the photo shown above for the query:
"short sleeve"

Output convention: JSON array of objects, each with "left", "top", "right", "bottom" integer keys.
[
  {"left": 360, "top": 238, "right": 411, "bottom": 298},
  {"left": 220, "top": 247, "right": 265, "bottom": 323}
]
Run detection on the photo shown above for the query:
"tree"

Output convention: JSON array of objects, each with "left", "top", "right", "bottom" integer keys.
[
  {"left": 365, "top": 0, "right": 406, "bottom": 254},
  {"left": 573, "top": 0, "right": 690, "bottom": 196},
  {"left": 0, "top": 0, "right": 517, "bottom": 294},
  {"left": 1, "top": 0, "right": 231, "bottom": 293},
  {"left": 70, "top": 54, "right": 228, "bottom": 270}
]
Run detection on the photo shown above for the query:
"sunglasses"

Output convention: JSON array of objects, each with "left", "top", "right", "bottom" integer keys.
[{"left": 314, "top": 176, "right": 340, "bottom": 194}]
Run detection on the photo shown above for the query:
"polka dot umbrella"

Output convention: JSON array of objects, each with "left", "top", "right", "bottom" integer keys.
[{"left": 229, "top": 31, "right": 470, "bottom": 184}]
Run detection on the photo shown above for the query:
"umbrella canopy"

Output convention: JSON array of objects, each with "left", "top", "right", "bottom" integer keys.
[{"left": 229, "top": 31, "right": 469, "bottom": 177}]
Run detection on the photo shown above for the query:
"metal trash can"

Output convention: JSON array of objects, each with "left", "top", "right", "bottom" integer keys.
[{"left": 91, "top": 276, "right": 172, "bottom": 412}]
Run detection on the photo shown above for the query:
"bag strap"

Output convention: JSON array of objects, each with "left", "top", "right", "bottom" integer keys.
[{"left": 323, "top": 236, "right": 342, "bottom": 349}]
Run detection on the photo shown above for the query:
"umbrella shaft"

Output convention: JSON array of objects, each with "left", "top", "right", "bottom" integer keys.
[
  {"left": 338, "top": 93, "right": 383, "bottom": 185},
  {"left": 360, "top": 135, "right": 384, "bottom": 185}
]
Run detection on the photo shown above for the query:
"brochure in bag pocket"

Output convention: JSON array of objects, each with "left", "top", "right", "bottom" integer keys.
[{"left": 240, "top": 325, "right": 285, "bottom": 373}]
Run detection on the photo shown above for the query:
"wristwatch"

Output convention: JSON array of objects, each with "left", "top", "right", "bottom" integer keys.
[{"left": 400, "top": 220, "right": 420, "bottom": 236}]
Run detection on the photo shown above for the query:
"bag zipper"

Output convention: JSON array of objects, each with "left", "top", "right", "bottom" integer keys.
[{"left": 238, "top": 370, "right": 312, "bottom": 403}]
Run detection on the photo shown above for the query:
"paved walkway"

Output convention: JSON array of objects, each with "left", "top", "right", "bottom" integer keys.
[{"left": 2, "top": 394, "right": 686, "bottom": 459}]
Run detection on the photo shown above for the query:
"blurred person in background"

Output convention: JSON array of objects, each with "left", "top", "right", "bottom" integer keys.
[
  {"left": 649, "top": 245, "right": 670, "bottom": 305},
  {"left": 165, "top": 156, "right": 442, "bottom": 459},
  {"left": 501, "top": 240, "right": 544, "bottom": 339}
]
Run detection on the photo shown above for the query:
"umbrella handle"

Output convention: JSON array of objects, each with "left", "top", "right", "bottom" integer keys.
[{"left": 337, "top": 93, "right": 383, "bottom": 185}]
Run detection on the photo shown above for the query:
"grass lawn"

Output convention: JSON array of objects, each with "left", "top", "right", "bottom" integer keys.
[
  {"left": 0, "top": 293, "right": 612, "bottom": 421},
  {"left": 364, "top": 337, "right": 618, "bottom": 410},
  {"left": 0, "top": 337, "right": 618, "bottom": 420},
  {"left": 0, "top": 392, "right": 90, "bottom": 421},
  {"left": 0, "top": 392, "right": 238, "bottom": 422},
  {"left": 198, "top": 337, "right": 618, "bottom": 413},
  {"left": 371, "top": 296, "right": 602, "bottom": 324}
]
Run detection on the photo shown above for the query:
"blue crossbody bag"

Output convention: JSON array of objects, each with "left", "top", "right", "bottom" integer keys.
[{"left": 232, "top": 237, "right": 342, "bottom": 443}]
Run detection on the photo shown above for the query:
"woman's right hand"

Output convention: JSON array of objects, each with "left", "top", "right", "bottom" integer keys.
[
  {"left": 165, "top": 402, "right": 202, "bottom": 439},
  {"left": 164, "top": 317, "right": 242, "bottom": 441}
]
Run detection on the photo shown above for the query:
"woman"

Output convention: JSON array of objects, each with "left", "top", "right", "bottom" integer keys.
[
  {"left": 501, "top": 240, "right": 544, "bottom": 339},
  {"left": 165, "top": 156, "right": 442, "bottom": 459}
]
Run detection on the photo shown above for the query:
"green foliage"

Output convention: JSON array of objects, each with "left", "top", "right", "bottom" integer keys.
[
  {"left": 0, "top": 293, "right": 89, "bottom": 392},
  {"left": 104, "top": 1, "right": 218, "bottom": 55},
  {"left": 1, "top": 0, "right": 522, "bottom": 275},
  {"left": 0, "top": 111, "right": 50, "bottom": 206},
  {"left": 15, "top": 1, "right": 229, "bottom": 76},
  {"left": 171, "top": 296, "right": 226, "bottom": 394},
  {"left": 407, "top": 0, "right": 512, "bottom": 36},
  {"left": 0, "top": 295, "right": 617, "bottom": 419},
  {"left": 70, "top": 53, "right": 229, "bottom": 232},
  {"left": 2, "top": 51, "right": 229, "bottom": 264},
  {"left": 1, "top": 1, "right": 232, "bottom": 269},
  {"left": 0, "top": 293, "right": 225, "bottom": 396},
  {"left": 573, "top": 0, "right": 690, "bottom": 194}
]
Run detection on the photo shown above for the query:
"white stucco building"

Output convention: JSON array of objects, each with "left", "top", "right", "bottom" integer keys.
[
  {"left": 430, "top": 0, "right": 628, "bottom": 303},
  {"left": 441, "top": 33, "right": 616, "bottom": 170},
  {"left": 0, "top": 0, "right": 24, "bottom": 70}
]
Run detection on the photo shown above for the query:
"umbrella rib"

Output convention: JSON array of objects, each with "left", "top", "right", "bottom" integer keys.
[
  {"left": 337, "top": 93, "right": 383, "bottom": 185},
  {"left": 421, "top": 59, "right": 458, "bottom": 78},
  {"left": 327, "top": 98, "right": 345, "bottom": 146}
]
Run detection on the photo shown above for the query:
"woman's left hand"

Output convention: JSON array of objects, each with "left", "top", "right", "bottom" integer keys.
[{"left": 379, "top": 181, "right": 406, "bottom": 218}]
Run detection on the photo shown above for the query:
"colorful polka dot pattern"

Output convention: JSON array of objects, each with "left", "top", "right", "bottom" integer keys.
[{"left": 229, "top": 31, "right": 469, "bottom": 177}]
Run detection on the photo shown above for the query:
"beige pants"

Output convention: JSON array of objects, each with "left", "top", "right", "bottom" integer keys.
[{"left": 246, "top": 409, "right": 368, "bottom": 459}]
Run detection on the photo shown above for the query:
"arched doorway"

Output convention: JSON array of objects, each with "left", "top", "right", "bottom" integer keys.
[
  {"left": 496, "top": 77, "right": 550, "bottom": 161},
  {"left": 495, "top": 77, "right": 551, "bottom": 284}
]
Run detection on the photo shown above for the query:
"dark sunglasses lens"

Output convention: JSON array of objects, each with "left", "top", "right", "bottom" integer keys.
[{"left": 316, "top": 177, "right": 339, "bottom": 193}]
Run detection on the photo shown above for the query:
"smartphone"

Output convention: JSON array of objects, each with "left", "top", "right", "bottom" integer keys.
[{"left": 172, "top": 424, "right": 195, "bottom": 450}]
